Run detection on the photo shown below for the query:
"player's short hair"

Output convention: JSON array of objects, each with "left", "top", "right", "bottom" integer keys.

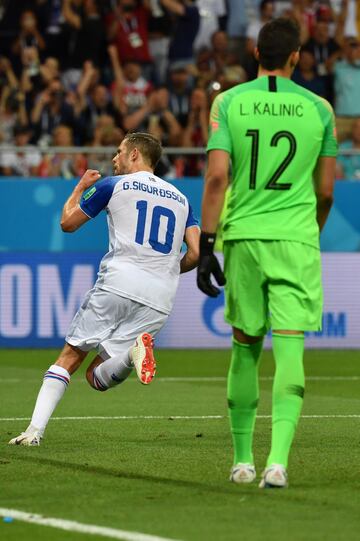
[
  {"left": 257, "top": 18, "right": 301, "bottom": 71},
  {"left": 123, "top": 132, "right": 162, "bottom": 169}
]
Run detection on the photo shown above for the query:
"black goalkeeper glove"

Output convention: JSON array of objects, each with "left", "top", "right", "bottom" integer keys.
[{"left": 197, "top": 232, "right": 226, "bottom": 297}]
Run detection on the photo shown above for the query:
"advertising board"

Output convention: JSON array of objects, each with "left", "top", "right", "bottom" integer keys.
[{"left": 0, "top": 253, "right": 357, "bottom": 349}]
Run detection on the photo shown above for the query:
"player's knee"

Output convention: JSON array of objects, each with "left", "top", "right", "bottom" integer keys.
[
  {"left": 86, "top": 364, "right": 108, "bottom": 392},
  {"left": 233, "top": 328, "right": 263, "bottom": 345}
]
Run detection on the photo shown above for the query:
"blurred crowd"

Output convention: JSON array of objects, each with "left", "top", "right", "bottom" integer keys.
[{"left": 0, "top": 0, "right": 360, "bottom": 179}]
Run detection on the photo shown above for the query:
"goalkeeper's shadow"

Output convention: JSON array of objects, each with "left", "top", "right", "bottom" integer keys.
[{"left": 11, "top": 453, "right": 252, "bottom": 498}]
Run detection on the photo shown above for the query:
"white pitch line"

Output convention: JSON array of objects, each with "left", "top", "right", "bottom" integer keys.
[
  {"left": 1, "top": 415, "right": 224, "bottom": 421},
  {"left": 0, "top": 376, "right": 359, "bottom": 383},
  {"left": 0, "top": 508, "right": 182, "bottom": 541},
  {"left": 1, "top": 414, "right": 360, "bottom": 422}
]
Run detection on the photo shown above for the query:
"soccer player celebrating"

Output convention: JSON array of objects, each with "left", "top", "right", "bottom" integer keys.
[
  {"left": 197, "top": 18, "right": 337, "bottom": 488},
  {"left": 10, "top": 132, "right": 199, "bottom": 446}
]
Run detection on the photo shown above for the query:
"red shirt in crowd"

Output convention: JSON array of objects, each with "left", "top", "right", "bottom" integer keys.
[{"left": 108, "top": 7, "right": 152, "bottom": 64}]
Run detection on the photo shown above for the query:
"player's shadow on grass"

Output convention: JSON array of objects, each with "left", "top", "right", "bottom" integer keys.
[{"left": 11, "top": 454, "right": 250, "bottom": 497}]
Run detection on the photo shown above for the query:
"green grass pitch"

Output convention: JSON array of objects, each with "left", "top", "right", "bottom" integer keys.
[{"left": 1, "top": 348, "right": 360, "bottom": 541}]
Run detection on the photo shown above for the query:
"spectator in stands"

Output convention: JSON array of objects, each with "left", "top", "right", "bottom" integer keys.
[
  {"left": 121, "top": 84, "right": 182, "bottom": 176},
  {"left": 147, "top": 88, "right": 182, "bottom": 144},
  {"left": 211, "top": 30, "right": 230, "bottom": 76},
  {"left": 208, "top": 30, "right": 248, "bottom": 91},
  {"left": 11, "top": 10, "right": 46, "bottom": 72},
  {"left": 38, "top": 0, "right": 65, "bottom": 61},
  {"left": 38, "top": 124, "right": 87, "bottom": 178},
  {"left": 61, "top": 0, "right": 107, "bottom": 90},
  {"left": 302, "top": 20, "right": 342, "bottom": 102},
  {"left": 0, "top": 58, "right": 27, "bottom": 143},
  {"left": 193, "top": 0, "right": 227, "bottom": 52},
  {"left": 246, "top": 0, "right": 275, "bottom": 54},
  {"left": 218, "top": 54, "right": 247, "bottom": 91},
  {"left": 226, "top": 0, "right": 262, "bottom": 65},
  {"left": 148, "top": 0, "right": 173, "bottom": 84},
  {"left": 162, "top": 0, "right": 200, "bottom": 68},
  {"left": 20, "top": 54, "right": 60, "bottom": 104},
  {"left": 285, "top": 0, "right": 316, "bottom": 40},
  {"left": 167, "top": 63, "right": 193, "bottom": 127},
  {"left": 31, "top": 78, "right": 79, "bottom": 145},
  {"left": 87, "top": 114, "right": 124, "bottom": 176},
  {"left": 333, "top": 38, "right": 360, "bottom": 141},
  {"left": 108, "top": 45, "right": 152, "bottom": 116},
  {"left": 78, "top": 82, "right": 123, "bottom": 142},
  {"left": 336, "top": 117, "right": 360, "bottom": 180},
  {"left": 0, "top": 91, "right": 29, "bottom": 144},
  {"left": 18, "top": 45, "right": 42, "bottom": 93},
  {"left": 192, "top": 48, "right": 217, "bottom": 90},
  {"left": 0, "top": 125, "right": 41, "bottom": 176},
  {"left": 303, "top": 20, "right": 342, "bottom": 74},
  {"left": 40, "top": 57, "right": 61, "bottom": 85},
  {"left": 243, "top": 1, "right": 275, "bottom": 80},
  {"left": 75, "top": 60, "right": 101, "bottom": 105},
  {"left": 0, "top": 57, "right": 18, "bottom": 93},
  {"left": 278, "top": 1, "right": 311, "bottom": 45},
  {"left": 0, "top": 2, "right": 20, "bottom": 58},
  {"left": 107, "top": 0, "right": 152, "bottom": 68},
  {"left": 123, "top": 87, "right": 182, "bottom": 146},
  {"left": 342, "top": 0, "right": 359, "bottom": 38},
  {"left": 292, "top": 49, "right": 327, "bottom": 97},
  {"left": 181, "top": 87, "right": 208, "bottom": 176},
  {"left": 120, "top": 61, "right": 152, "bottom": 112}
]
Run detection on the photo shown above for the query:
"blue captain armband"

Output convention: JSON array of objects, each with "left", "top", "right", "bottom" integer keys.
[{"left": 80, "top": 176, "right": 121, "bottom": 218}]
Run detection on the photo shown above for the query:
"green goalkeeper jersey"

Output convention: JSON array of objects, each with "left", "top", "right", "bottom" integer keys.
[{"left": 207, "top": 75, "right": 338, "bottom": 249}]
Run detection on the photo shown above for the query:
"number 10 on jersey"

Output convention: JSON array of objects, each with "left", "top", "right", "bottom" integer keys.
[{"left": 135, "top": 200, "right": 176, "bottom": 254}]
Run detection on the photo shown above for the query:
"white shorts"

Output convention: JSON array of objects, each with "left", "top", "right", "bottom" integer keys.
[{"left": 66, "top": 288, "right": 168, "bottom": 359}]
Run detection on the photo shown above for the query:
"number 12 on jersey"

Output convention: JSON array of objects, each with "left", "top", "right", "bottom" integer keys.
[
  {"left": 135, "top": 200, "right": 176, "bottom": 254},
  {"left": 246, "top": 129, "right": 297, "bottom": 190}
]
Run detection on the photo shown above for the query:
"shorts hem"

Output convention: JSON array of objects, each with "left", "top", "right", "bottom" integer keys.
[
  {"left": 271, "top": 323, "right": 322, "bottom": 332},
  {"left": 65, "top": 338, "right": 96, "bottom": 352},
  {"left": 224, "top": 316, "right": 269, "bottom": 337}
]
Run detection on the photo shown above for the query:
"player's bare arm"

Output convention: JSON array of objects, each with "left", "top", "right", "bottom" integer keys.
[
  {"left": 60, "top": 169, "right": 101, "bottom": 232},
  {"left": 313, "top": 156, "right": 336, "bottom": 231},
  {"left": 201, "top": 150, "right": 230, "bottom": 233},
  {"left": 180, "top": 225, "right": 200, "bottom": 273}
]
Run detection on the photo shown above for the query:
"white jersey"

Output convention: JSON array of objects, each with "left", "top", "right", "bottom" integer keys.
[{"left": 80, "top": 171, "right": 198, "bottom": 314}]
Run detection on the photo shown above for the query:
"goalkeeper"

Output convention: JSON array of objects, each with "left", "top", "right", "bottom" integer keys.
[{"left": 197, "top": 18, "right": 337, "bottom": 488}]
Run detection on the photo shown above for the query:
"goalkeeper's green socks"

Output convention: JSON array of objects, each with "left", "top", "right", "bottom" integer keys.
[
  {"left": 267, "top": 333, "right": 305, "bottom": 468},
  {"left": 227, "top": 338, "right": 263, "bottom": 465}
]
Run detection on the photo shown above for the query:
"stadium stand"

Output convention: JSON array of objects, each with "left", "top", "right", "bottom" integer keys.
[{"left": 0, "top": 0, "right": 359, "bottom": 178}]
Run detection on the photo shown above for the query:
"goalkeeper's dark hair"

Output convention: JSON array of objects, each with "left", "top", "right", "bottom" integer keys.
[
  {"left": 123, "top": 132, "right": 162, "bottom": 169},
  {"left": 257, "top": 18, "right": 301, "bottom": 70}
]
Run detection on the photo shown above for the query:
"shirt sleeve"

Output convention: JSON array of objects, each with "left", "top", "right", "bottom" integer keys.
[
  {"left": 186, "top": 204, "right": 199, "bottom": 228},
  {"left": 320, "top": 107, "right": 338, "bottom": 158},
  {"left": 80, "top": 177, "right": 117, "bottom": 218},
  {"left": 207, "top": 92, "right": 232, "bottom": 154}
]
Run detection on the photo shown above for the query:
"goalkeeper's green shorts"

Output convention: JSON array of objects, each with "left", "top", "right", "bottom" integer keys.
[{"left": 223, "top": 239, "right": 323, "bottom": 336}]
